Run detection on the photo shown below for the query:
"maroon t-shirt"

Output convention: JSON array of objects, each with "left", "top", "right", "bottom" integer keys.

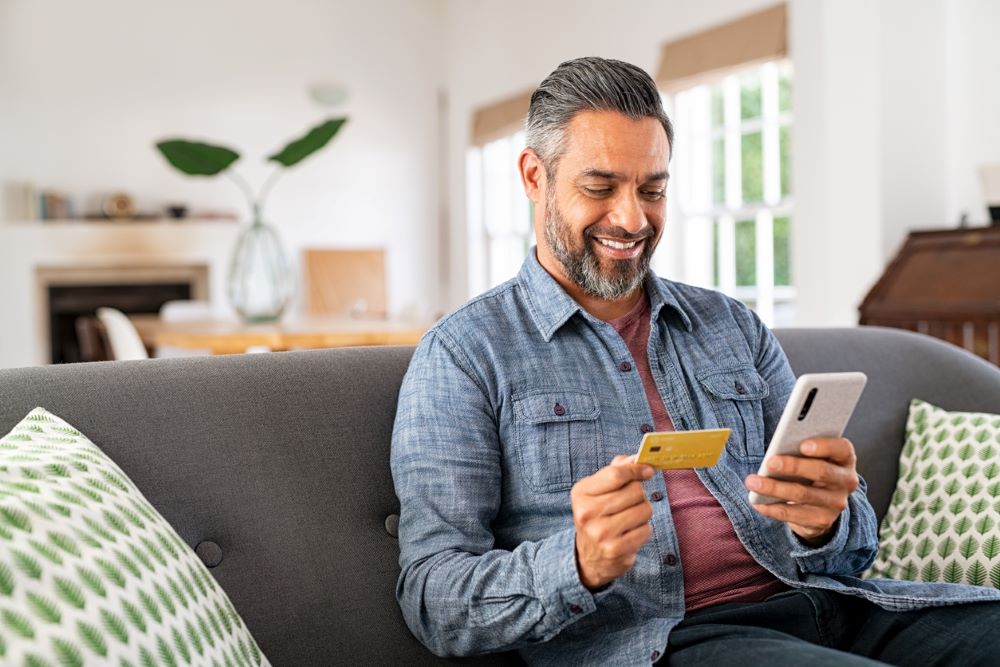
[{"left": 609, "top": 294, "right": 787, "bottom": 612}]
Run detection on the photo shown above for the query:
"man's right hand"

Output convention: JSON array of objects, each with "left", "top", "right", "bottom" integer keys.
[{"left": 571, "top": 455, "right": 655, "bottom": 591}]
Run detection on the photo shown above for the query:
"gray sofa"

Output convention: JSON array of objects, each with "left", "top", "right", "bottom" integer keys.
[{"left": 2, "top": 326, "right": 1000, "bottom": 665}]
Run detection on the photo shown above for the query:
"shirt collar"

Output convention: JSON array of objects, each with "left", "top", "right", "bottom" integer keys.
[{"left": 517, "top": 247, "right": 693, "bottom": 342}]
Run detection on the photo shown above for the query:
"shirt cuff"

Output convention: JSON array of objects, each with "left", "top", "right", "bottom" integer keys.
[
  {"left": 533, "top": 527, "right": 601, "bottom": 630},
  {"left": 787, "top": 505, "right": 851, "bottom": 573}
]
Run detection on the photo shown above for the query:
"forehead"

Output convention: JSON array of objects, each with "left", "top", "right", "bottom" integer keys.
[{"left": 559, "top": 110, "right": 670, "bottom": 176}]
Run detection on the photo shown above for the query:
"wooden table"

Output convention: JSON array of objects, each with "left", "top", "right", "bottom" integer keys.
[{"left": 130, "top": 315, "right": 430, "bottom": 355}]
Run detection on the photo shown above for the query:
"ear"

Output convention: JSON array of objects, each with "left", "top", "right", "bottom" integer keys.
[{"left": 518, "top": 147, "right": 546, "bottom": 205}]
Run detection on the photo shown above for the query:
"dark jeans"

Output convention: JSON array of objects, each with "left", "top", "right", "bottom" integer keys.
[{"left": 661, "top": 589, "right": 1000, "bottom": 666}]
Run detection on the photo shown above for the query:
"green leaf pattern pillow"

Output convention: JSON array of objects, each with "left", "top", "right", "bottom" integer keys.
[
  {"left": 0, "top": 408, "right": 269, "bottom": 666},
  {"left": 867, "top": 399, "right": 1000, "bottom": 587}
]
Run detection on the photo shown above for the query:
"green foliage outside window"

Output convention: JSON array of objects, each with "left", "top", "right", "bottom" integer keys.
[
  {"left": 774, "top": 216, "right": 791, "bottom": 286},
  {"left": 742, "top": 132, "right": 763, "bottom": 203},
  {"left": 735, "top": 219, "right": 756, "bottom": 286}
]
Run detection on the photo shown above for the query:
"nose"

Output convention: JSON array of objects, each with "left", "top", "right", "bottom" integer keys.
[{"left": 607, "top": 192, "right": 647, "bottom": 235}]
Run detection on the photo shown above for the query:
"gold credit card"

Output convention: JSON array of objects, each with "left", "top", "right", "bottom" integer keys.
[{"left": 634, "top": 429, "right": 731, "bottom": 470}]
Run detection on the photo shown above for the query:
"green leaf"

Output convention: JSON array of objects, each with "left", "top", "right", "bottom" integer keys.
[
  {"left": 170, "top": 577, "right": 189, "bottom": 610},
  {"left": 959, "top": 443, "right": 974, "bottom": 460},
  {"left": 29, "top": 539, "right": 63, "bottom": 566},
  {"left": 186, "top": 619, "right": 204, "bottom": 656},
  {"left": 139, "top": 590, "right": 162, "bottom": 624},
  {"left": 991, "top": 562, "right": 1000, "bottom": 588},
  {"left": 121, "top": 599, "right": 146, "bottom": 634},
  {"left": 984, "top": 463, "right": 1000, "bottom": 480},
  {"left": 26, "top": 593, "right": 61, "bottom": 624},
  {"left": 976, "top": 515, "right": 996, "bottom": 535},
  {"left": 943, "top": 560, "right": 964, "bottom": 583},
  {"left": 945, "top": 479, "right": 961, "bottom": 495},
  {"left": 911, "top": 517, "right": 929, "bottom": 536},
  {"left": 0, "top": 562, "right": 14, "bottom": 595},
  {"left": 942, "top": 462, "right": 957, "bottom": 477},
  {"left": 77, "top": 620, "right": 107, "bottom": 657},
  {"left": 13, "top": 549, "right": 43, "bottom": 579},
  {"left": 95, "top": 558, "right": 126, "bottom": 588},
  {"left": 139, "top": 646, "right": 156, "bottom": 667},
  {"left": 2, "top": 609, "right": 35, "bottom": 638},
  {"left": 924, "top": 479, "right": 940, "bottom": 495},
  {"left": 158, "top": 634, "right": 178, "bottom": 667},
  {"left": 48, "top": 531, "right": 81, "bottom": 558},
  {"left": 968, "top": 561, "right": 987, "bottom": 586},
  {"left": 938, "top": 536, "right": 956, "bottom": 558},
  {"left": 215, "top": 599, "right": 232, "bottom": 634},
  {"left": 54, "top": 577, "right": 86, "bottom": 610},
  {"left": 920, "top": 463, "right": 938, "bottom": 480},
  {"left": 82, "top": 516, "right": 116, "bottom": 544},
  {"left": 76, "top": 565, "right": 107, "bottom": 598},
  {"left": 268, "top": 117, "right": 347, "bottom": 168},
  {"left": 100, "top": 609, "right": 129, "bottom": 645},
  {"left": 155, "top": 582, "right": 176, "bottom": 616},
  {"left": 916, "top": 537, "right": 934, "bottom": 558},
  {"left": 198, "top": 613, "right": 215, "bottom": 648},
  {"left": 962, "top": 463, "right": 979, "bottom": 478},
  {"left": 155, "top": 140, "right": 240, "bottom": 176},
  {"left": 895, "top": 538, "right": 912, "bottom": 559},
  {"left": 972, "top": 498, "right": 990, "bottom": 514},
  {"left": 937, "top": 443, "right": 954, "bottom": 460},
  {"left": 52, "top": 638, "right": 83, "bottom": 667},
  {"left": 961, "top": 535, "right": 980, "bottom": 558},
  {"left": 24, "top": 655, "right": 51, "bottom": 667},
  {"left": 115, "top": 549, "right": 141, "bottom": 579},
  {"left": 172, "top": 626, "right": 191, "bottom": 663},
  {"left": 954, "top": 516, "right": 972, "bottom": 535},
  {"left": 129, "top": 543, "right": 155, "bottom": 573},
  {"left": 1, "top": 506, "right": 32, "bottom": 532},
  {"left": 115, "top": 503, "right": 146, "bottom": 530},
  {"left": 207, "top": 605, "right": 224, "bottom": 641},
  {"left": 984, "top": 536, "right": 1000, "bottom": 559},
  {"left": 103, "top": 510, "right": 131, "bottom": 537}
]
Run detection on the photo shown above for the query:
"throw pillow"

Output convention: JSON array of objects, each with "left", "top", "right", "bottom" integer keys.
[
  {"left": 0, "top": 407, "right": 269, "bottom": 666},
  {"left": 866, "top": 398, "right": 1000, "bottom": 587}
]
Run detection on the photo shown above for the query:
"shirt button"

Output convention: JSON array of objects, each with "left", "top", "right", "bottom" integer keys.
[
  {"left": 651, "top": 650, "right": 661, "bottom": 662},
  {"left": 619, "top": 361, "right": 632, "bottom": 372},
  {"left": 569, "top": 604, "right": 583, "bottom": 614},
  {"left": 664, "top": 554, "right": 678, "bottom": 566},
  {"left": 553, "top": 403, "right": 566, "bottom": 416},
  {"left": 734, "top": 382, "right": 746, "bottom": 394},
  {"left": 650, "top": 491, "right": 664, "bottom": 502},
  {"left": 640, "top": 423, "right": 653, "bottom": 433}
]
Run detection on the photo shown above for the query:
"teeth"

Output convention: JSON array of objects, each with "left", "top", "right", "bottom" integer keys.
[{"left": 597, "top": 238, "right": 639, "bottom": 250}]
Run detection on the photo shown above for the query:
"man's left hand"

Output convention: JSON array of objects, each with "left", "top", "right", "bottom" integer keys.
[{"left": 745, "top": 437, "right": 860, "bottom": 546}]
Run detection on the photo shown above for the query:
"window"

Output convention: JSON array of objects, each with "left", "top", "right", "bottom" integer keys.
[
  {"left": 466, "top": 130, "right": 532, "bottom": 296},
  {"left": 668, "top": 60, "right": 794, "bottom": 326}
]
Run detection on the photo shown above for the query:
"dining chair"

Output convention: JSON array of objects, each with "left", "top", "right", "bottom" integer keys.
[
  {"left": 303, "top": 248, "right": 388, "bottom": 318},
  {"left": 95, "top": 307, "right": 149, "bottom": 361}
]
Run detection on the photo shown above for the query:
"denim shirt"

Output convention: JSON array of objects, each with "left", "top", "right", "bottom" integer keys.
[{"left": 391, "top": 249, "right": 1000, "bottom": 666}]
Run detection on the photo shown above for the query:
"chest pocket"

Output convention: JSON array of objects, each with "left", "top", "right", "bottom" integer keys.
[
  {"left": 512, "top": 391, "right": 601, "bottom": 493},
  {"left": 696, "top": 367, "right": 769, "bottom": 461}
]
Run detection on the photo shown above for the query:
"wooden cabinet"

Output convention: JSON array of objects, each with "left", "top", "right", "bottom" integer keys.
[{"left": 859, "top": 226, "right": 1000, "bottom": 366}]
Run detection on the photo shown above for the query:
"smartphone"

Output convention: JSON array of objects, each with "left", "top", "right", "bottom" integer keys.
[{"left": 748, "top": 371, "right": 867, "bottom": 505}]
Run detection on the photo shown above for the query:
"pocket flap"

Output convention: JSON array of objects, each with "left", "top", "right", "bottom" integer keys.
[
  {"left": 513, "top": 391, "right": 601, "bottom": 425},
  {"left": 697, "top": 367, "right": 769, "bottom": 401}
]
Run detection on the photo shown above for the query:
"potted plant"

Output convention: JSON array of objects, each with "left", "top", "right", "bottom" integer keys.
[{"left": 155, "top": 117, "right": 347, "bottom": 322}]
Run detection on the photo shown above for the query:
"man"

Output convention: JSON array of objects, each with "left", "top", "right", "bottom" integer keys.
[{"left": 391, "top": 57, "right": 1000, "bottom": 666}]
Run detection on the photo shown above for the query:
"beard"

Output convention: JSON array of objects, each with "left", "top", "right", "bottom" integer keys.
[{"left": 543, "top": 191, "right": 655, "bottom": 301}]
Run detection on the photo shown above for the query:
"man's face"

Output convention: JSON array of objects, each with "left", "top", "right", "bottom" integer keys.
[{"left": 537, "top": 111, "right": 670, "bottom": 302}]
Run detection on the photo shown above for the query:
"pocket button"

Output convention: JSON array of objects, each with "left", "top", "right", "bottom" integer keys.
[
  {"left": 553, "top": 403, "right": 566, "bottom": 416},
  {"left": 734, "top": 382, "right": 746, "bottom": 394}
]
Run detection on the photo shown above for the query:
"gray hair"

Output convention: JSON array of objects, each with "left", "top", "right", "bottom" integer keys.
[{"left": 526, "top": 57, "right": 674, "bottom": 176}]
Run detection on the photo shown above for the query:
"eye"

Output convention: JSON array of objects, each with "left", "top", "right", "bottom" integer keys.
[
  {"left": 582, "top": 187, "right": 612, "bottom": 197},
  {"left": 641, "top": 190, "right": 665, "bottom": 201}
]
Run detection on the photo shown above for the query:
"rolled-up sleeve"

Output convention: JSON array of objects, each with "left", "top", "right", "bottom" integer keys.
[{"left": 391, "top": 330, "right": 595, "bottom": 657}]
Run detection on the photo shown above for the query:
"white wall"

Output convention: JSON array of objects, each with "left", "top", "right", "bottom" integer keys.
[
  {"left": 0, "top": 0, "right": 446, "bottom": 368},
  {"left": 946, "top": 0, "right": 1000, "bottom": 224}
]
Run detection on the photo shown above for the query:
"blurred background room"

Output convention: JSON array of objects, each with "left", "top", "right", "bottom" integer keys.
[{"left": 2, "top": 0, "right": 999, "bottom": 369}]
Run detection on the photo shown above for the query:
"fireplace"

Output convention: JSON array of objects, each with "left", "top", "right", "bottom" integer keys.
[{"left": 36, "top": 264, "right": 210, "bottom": 363}]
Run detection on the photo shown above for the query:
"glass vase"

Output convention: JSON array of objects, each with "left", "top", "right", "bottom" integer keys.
[{"left": 227, "top": 209, "right": 294, "bottom": 323}]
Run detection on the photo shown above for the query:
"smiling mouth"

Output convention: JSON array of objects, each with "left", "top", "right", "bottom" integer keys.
[{"left": 596, "top": 238, "right": 641, "bottom": 251}]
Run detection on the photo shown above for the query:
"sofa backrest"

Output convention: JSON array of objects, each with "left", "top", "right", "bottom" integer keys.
[{"left": 0, "top": 327, "right": 999, "bottom": 665}]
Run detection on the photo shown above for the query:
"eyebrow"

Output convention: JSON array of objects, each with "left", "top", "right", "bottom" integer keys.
[{"left": 580, "top": 168, "right": 670, "bottom": 182}]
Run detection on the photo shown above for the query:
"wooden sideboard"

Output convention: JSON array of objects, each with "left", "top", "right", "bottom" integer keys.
[{"left": 859, "top": 225, "right": 1000, "bottom": 366}]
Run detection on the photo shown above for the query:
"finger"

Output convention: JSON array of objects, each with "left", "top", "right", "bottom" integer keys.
[
  {"left": 752, "top": 500, "right": 838, "bottom": 535},
  {"left": 799, "top": 437, "right": 856, "bottom": 465},
  {"left": 577, "top": 463, "right": 654, "bottom": 495},
  {"left": 611, "top": 454, "right": 638, "bottom": 466},
  {"left": 579, "top": 500, "right": 652, "bottom": 545},
  {"left": 593, "top": 481, "right": 650, "bottom": 517},
  {"left": 746, "top": 474, "right": 848, "bottom": 512},
  {"left": 765, "top": 455, "right": 858, "bottom": 491}
]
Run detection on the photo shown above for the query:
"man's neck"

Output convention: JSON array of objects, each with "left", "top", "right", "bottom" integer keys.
[{"left": 545, "top": 265, "right": 647, "bottom": 322}]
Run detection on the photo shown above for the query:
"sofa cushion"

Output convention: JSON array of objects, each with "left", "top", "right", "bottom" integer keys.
[
  {"left": 0, "top": 407, "right": 269, "bottom": 666},
  {"left": 866, "top": 399, "right": 1000, "bottom": 587}
]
